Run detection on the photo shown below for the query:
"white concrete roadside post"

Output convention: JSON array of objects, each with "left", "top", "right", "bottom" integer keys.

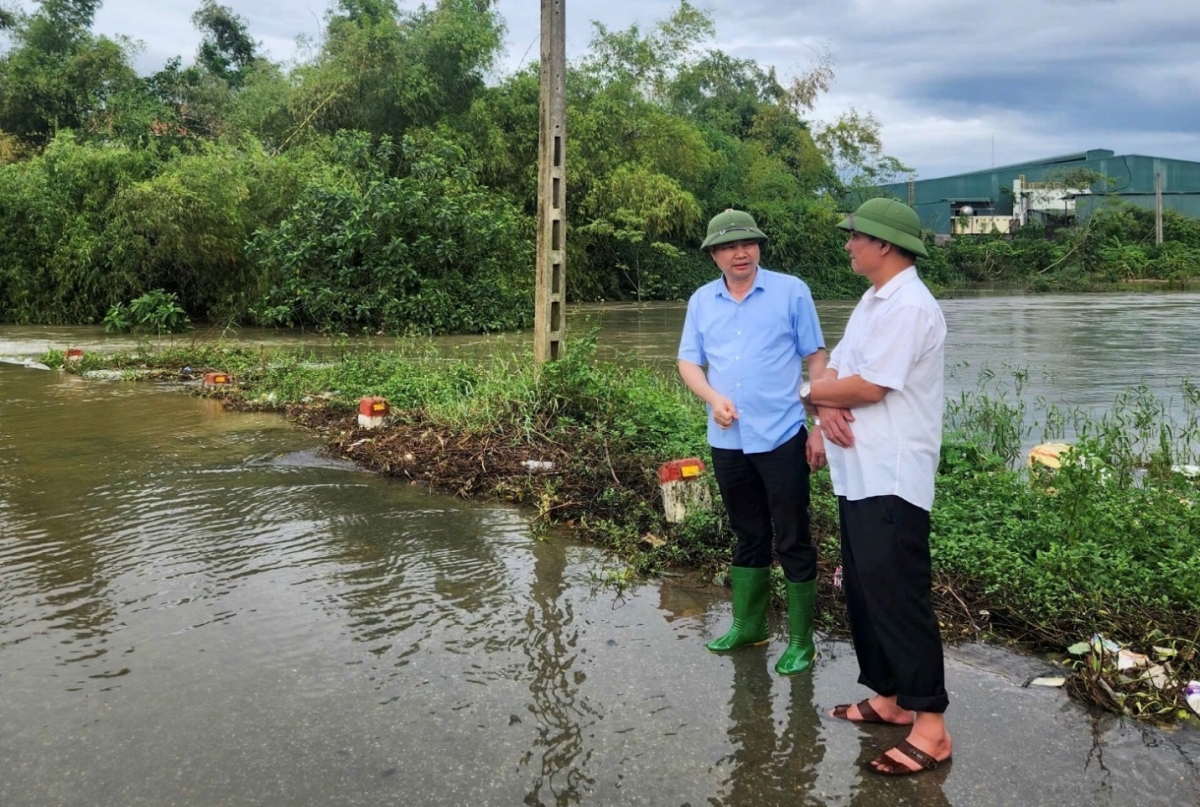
[
  {"left": 358, "top": 397, "right": 390, "bottom": 429},
  {"left": 657, "top": 458, "right": 711, "bottom": 524}
]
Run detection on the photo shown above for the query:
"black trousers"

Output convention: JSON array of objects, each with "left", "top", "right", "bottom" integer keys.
[
  {"left": 710, "top": 430, "right": 816, "bottom": 583},
  {"left": 838, "top": 495, "right": 948, "bottom": 714}
]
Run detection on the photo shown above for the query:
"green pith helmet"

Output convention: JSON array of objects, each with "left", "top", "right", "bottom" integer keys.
[
  {"left": 701, "top": 209, "right": 768, "bottom": 251},
  {"left": 836, "top": 198, "right": 929, "bottom": 258}
]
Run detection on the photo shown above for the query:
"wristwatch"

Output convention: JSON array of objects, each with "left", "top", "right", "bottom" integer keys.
[{"left": 799, "top": 382, "right": 812, "bottom": 407}]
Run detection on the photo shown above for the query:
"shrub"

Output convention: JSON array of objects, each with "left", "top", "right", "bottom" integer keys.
[
  {"left": 104, "top": 290, "right": 191, "bottom": 334},
  {"left": 249, "top": 130, "right": 534, "bottom": 335}
]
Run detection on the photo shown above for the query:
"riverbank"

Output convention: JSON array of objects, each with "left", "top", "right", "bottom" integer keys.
[{"left": 42, "top": 342, "right": 1200, "bottom": 724}]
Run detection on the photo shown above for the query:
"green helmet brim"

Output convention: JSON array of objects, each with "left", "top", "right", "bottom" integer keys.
[
  {"left": 701, "top": 209, "right": 769, "bottom": 251},
  {"left": 701, "top": 226, "right": 768, "bottom": 251},
  {"left": 836, "top": 211, "right": 929, "bottom": 258}
]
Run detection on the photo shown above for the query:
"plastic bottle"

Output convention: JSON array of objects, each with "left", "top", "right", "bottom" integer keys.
[{"left": 1185, "top": 681, "right": 1200, "bottom": 716}]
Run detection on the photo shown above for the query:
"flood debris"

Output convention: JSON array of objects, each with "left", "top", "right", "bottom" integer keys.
[
  {"left": 0, "top": 357, "right": 52, "bottom": 371},
  {"left": 1185, "top": 681, "right": 1200, "bottom": 715},
  {"left": 1026, "top": 676, "right": 1067, "bottom": 688},
  {"left": 280, "top": 406, "right": 659, "bottom": 524},
  {"left": 1065, "top": 634, "right": 1197, "bottom": 721}
]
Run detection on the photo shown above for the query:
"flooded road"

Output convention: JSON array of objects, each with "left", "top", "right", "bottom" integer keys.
[{"left": 2, "top": 292, "right": 1200, "bottom": 806}]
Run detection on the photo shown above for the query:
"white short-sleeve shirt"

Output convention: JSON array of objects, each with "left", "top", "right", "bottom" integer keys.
[{"left": 825, "top": 267, "right": 946, "bottom": 511}]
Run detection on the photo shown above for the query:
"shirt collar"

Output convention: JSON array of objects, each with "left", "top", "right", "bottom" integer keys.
[
  {"left": 865, "top": 266, "right": 918, "bottom": 302},
  {"left": 715, "top": 267, "right": 767, "bottom": 300}
]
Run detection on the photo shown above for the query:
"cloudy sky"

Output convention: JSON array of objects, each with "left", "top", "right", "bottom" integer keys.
[{"left": 9, "top": 0, "right": 1200, "bottom": 178}]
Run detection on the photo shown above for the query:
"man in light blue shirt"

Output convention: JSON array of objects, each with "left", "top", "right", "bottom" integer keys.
[{"left": 678, "top": 208, "right": 828, "bottom": 676}]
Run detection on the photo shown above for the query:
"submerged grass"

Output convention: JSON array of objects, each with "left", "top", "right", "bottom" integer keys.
[{"left": 42, "top": 343, "right": 1200, "bottom": 722}]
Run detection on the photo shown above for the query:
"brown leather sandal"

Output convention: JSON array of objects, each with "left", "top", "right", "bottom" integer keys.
[
  {"left": 830, "top": 699, "right": 890, "bottom": 723},
  {"left": 868, "top": 738, "right": 952, "bottom": 776}
]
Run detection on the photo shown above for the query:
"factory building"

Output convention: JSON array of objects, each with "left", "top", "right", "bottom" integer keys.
[{"left": 867, "top": 149, "right": 1200, "bottom": 236}]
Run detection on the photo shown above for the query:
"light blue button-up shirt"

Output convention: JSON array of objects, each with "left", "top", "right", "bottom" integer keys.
[{"left": 678, "top": 267, "right": 825, "bottom": 453}]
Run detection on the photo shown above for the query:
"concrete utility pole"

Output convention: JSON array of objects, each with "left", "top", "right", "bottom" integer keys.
[{"left": 534, "top": 0, "right": 567, "bottom": 364}]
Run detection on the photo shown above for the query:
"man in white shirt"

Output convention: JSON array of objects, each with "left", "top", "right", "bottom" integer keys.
[{"left": 799, "top": 198, "right": 952, "bottom": 777}]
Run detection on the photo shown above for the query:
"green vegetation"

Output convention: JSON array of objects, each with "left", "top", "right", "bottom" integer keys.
[
  {"left": 41, "top": 341, "right": 1200, "bottom": 720},
  {"left": 1, "top": 0, "right": 889, "bottom": 330},
  {"left": 103, "top": 289, "right": 191, "bottom": 334},
  {"left": 1, "top": 1, "right": 1194, "bottom": 330},
  {"left": 926, "top": 203, "right": 1200, "bottom": 291},
  {"left": 247, "top": 131, "right": 533, "bottom": 334},
  {"left": 940, "top": 374, "right": 1200, "bottom": 719}
]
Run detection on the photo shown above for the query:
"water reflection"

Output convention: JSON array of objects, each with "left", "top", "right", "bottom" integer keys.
[
  {"left": 845, "top": 734, "right": 953, "bottom": 807},
  {"left": 520, "top": 539, "right": 597, "bottom": 806},
  {"left": 719, "top": 651, "right": 825, "bottom": 805}
]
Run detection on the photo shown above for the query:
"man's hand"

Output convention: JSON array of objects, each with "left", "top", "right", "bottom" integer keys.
[
  {"left": 711, "top": 396, "right": 739, "bottom": 429},
  {"left": 806, "top": 425, "right": 827, "bottom": 470},
  {"left": 817, "top": 406, "right": 855, "bottom": 448}
]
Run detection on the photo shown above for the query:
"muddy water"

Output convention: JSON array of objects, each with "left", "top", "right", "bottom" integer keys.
[
  {"left": 2, "top": 292, "right": 1200, "bottom": 806},
  {"left": 5, "top": 291, "right": 1198, "bottom": 419},
  {"left": 566, "top": 290, "right": 1200, "bottom": 427}
]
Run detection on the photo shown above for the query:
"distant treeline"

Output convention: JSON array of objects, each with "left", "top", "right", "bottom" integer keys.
[
  {"left": 0, "top": 1, "right": 1194, "bottom": 334},
  {"left": 923, "top": 204, "right": 1200, "bottom": 292}
]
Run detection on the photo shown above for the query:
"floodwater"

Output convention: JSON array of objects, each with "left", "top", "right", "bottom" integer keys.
[
  {"left": 567, "top": 290, "right": 1200, "bottom": 429},
  {"left": 7, "top": 288, "right": 1196, "bottom": 426},
  {"left": 2, "top": 292, "right": 1199, "bottom": 806}
]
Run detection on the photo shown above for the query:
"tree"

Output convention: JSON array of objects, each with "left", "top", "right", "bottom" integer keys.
[
  {"left": 0, "top": 0, "right": 139, "bottom": 146},
  {"left": 139, "top": 2, "right": 265, "bottom": 142},
  {"left": 814, "top": 107, "right": 915, "bottom": 192},
  {"left": 669, "top": 51, "right": 784, "bottom": 138},
  {"left": 249, "top": 131, "right": 532, "bottom": 335},
  {"left": 579, "top": 164, "right": 702, "bottom": 302},
  {"left": 285, "top": 0, "right": 505, "bottom": 143},
  {"left": 583, "top": 0, "right": 713, "bottom": 102},
  {"left": 783, "top": 46, "right": 834, "bottom": 115},
  {"left": 191, "top": 0, "right": 258, "bottom": 88},
  {"left": 781, "top": 49, "right": 914, "bottom": 196}
]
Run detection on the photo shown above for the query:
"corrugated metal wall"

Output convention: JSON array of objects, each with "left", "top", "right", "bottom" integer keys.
[{"left": 867, "top": 151, "right": 1200, "bottom": 233}]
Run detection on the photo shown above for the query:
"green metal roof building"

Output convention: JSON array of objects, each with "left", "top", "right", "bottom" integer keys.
[{"left": 867, "top": 149, "right": 1200, "bottom": 235}]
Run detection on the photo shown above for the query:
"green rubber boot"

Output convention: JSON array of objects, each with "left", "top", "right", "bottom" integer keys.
[
  {"left": 774, "top": 578, "right": 817, "bottom": 675},
  {"left": 706, "top": 565, "right": 770, "bottom": 652}
]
